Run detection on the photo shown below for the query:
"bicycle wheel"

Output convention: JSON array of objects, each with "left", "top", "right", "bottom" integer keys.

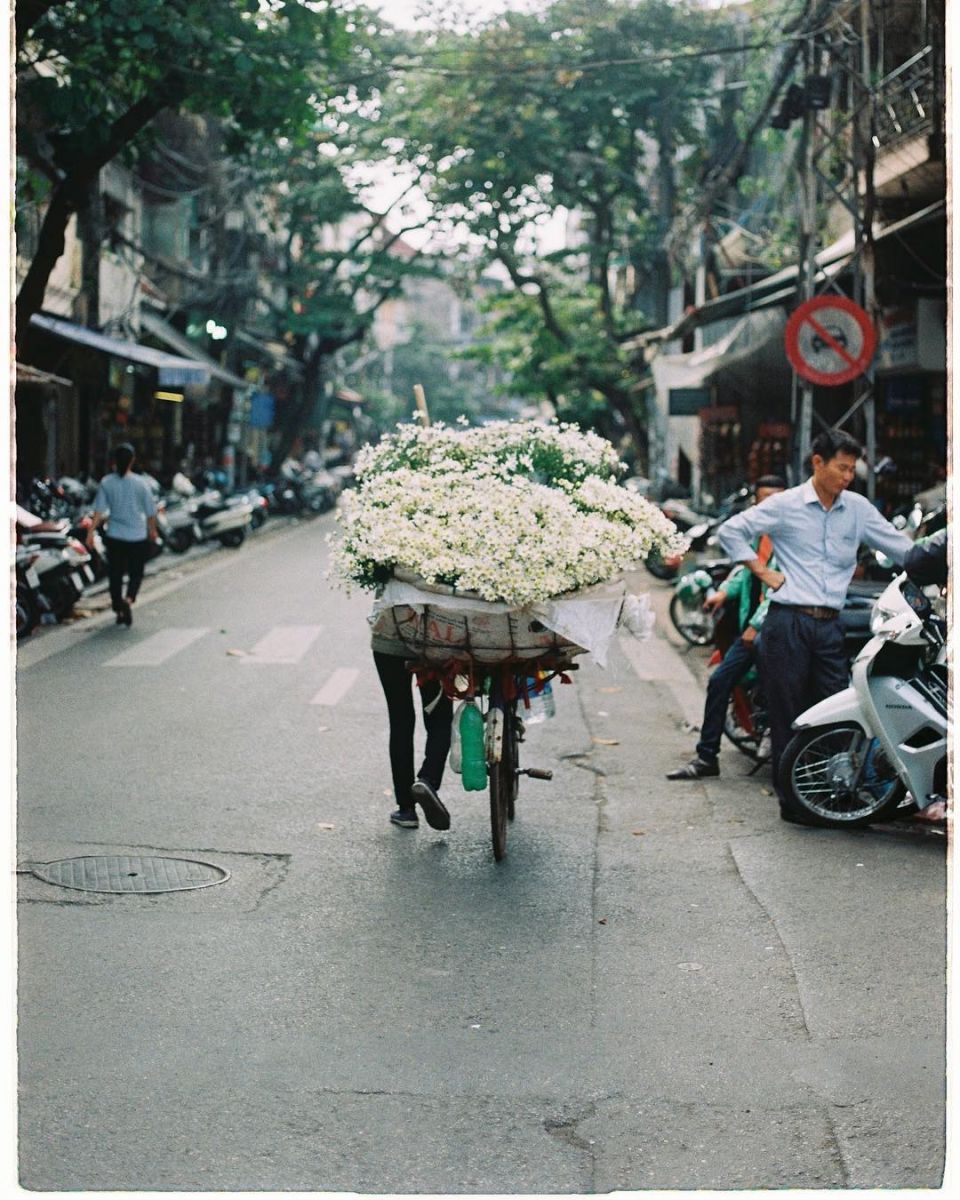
[
  {"left": 488, "top": 687, "right": 517, "bottom": 861},
  {"left": 723, "top": 684, "right": 765, "bottom": 760}
]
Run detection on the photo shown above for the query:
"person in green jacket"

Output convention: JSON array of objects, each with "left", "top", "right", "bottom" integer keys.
[{"left": 667, "top": 476, "right": 785, "bottom": 779}]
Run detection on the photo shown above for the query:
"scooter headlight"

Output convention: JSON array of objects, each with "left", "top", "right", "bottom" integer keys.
[{"left": 870, "top": 599, "right": 902, "bottom": 635}]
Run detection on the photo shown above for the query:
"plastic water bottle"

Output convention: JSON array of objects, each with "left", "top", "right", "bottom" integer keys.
[
  {"left": 525, "top": 675, "right": 556, "bottom": 724},
  {"left": 459, "top": 701, "right": 487, "bottom": 791},
  {"left": 449, "top": 702, "right": 464, "bottom": 774}
]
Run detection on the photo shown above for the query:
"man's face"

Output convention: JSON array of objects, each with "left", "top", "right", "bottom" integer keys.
[
  {"left": 755, "top": 485, "right": 784, "bottom": 505},
  {"left": 812, "top": 451, "right": 858, "bottom": 499}
]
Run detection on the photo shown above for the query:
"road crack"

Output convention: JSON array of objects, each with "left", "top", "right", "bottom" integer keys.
[{"left": 726, "top": 841, "right": 812, "bottom": 1039}]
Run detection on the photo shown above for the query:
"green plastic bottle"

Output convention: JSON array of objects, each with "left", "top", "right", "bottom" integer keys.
[{"left": 459, "top": 701, "right": 487, "bottom": 791}]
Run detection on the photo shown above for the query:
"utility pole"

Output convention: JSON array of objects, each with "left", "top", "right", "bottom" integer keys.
[{"left": 792, "top": 0, "right": 878, "bottom": 497}]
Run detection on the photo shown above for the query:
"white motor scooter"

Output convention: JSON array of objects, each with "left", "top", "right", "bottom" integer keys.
[{"left": 779, "top": 573, "right": 947, "bottom": 828}]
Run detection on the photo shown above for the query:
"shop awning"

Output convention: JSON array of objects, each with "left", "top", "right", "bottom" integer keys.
[
  {"left": 628, "top": 235, "right": 854, "bottom": 354},
  {"left": 651, "top": 307, "right": 791, "bottom": 411},
  {"left": 15, "top": 362, "right": 75, "bottom": 389},
  {"left": 139, "top": 312, "right": 251, "bottom": 390},
  {"left": 29, "top": 313, "right": 211, "bottom": 387}
]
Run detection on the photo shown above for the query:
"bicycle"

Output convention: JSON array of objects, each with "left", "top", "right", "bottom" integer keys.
[
  {"left": 417, "top": 654, "right": 577, "bottom": 861},
  {"left": 723, "top": 668, "right": 769, "bottom": 765}
]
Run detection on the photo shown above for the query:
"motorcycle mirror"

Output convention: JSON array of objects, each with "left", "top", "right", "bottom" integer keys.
[{"left": 900, "top": 578, "right": 932, "bottom": 620}]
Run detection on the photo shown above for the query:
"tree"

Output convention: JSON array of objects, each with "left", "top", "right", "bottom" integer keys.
[
  {"left": 15, "top": 0, "right": 352, "bottom": 353},
  {"left": 236, "top": 93, "right": 438, "bottom": 461},
  {"left": 382, "top": 0, "right": 735, "bottom": 458}
]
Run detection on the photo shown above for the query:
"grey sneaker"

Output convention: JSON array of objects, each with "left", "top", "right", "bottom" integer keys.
[{"left": 410, "top": 779, "right": 451, "bottom": 830}]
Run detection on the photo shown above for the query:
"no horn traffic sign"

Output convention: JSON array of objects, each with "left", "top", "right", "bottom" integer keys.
[{"left": 785, "top": 295, "right": 876, "bottom": 387}]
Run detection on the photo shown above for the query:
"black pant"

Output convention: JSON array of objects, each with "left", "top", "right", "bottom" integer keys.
[
  {"left": 103, "top": 536, "right": 149, "bottom": 613},
  {"left": 373, "top": 650, "right": 453, "bottom": 808},
  {"left": 760, "top": 604, "right": 849, "bottom": 799},
  {"left": 696, "top": 635, "right": 758, "bottom": 762}
]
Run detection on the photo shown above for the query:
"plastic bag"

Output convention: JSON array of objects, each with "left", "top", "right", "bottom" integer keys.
[
  {"left": 449, "top": 700, "right": 467, "bottom": 774},
  {"left": 620, "top": 593, "right": 656, "bottom": 640}
]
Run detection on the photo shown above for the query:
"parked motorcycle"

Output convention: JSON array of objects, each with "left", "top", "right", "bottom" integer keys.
[
  {"left": 15, "top": 546, "right": 44, "bottom": 638},
  {"left": 17, "top": 524, "right": 95, "bottom": 621},
  {"left": 167, "top": 473, "right": 253, "bottom": 548},
  {"left": 779, "top": 573, "right": 947, "bottom": 827}
]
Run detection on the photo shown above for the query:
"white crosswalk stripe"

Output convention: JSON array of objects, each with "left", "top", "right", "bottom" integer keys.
[
  {"left": 103, "top": 628, "right": 209, "bottom": 668},
  {"left": 310, "top": 667, "right": 359, "bottom": 706},
  {"left": 240, "top": 624, "right": 324, "bottom": 664}
]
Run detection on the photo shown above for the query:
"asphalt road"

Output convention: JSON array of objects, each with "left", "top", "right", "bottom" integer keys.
[{"left": 14, "top": 515, "right": 948, "bottom": 1191}]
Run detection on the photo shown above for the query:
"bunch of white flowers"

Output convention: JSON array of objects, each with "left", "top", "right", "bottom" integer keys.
[{"left": 333, "top": 420, "right": 686, "bottom": 605}]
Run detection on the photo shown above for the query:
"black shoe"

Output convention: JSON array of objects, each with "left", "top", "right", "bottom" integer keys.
[
  {"left": 390, "top": 808, "right": 419, "bottom": 829},
  {"left": 410, "top": 779, "right": 450, "bottom": 830},
  {"left": 120, "top": 601, "right": 133, "bottom": 627},
  {"left": 666, "top": 757, "right": 719, "bottom": 781}
]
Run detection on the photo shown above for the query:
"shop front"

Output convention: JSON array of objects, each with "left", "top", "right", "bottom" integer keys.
[{"left": 26, "top": 312, "right": 214, "bottom": 480}]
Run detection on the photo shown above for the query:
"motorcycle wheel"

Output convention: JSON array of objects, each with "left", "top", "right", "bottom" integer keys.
[
  {"left": 669, "top": 591, "right": 717, "bottom": 647},
  {"left": 646, "top": 550, "right": 679, "bottom": 581},
  {"left": 166, "top": 529, "right": 194, "bottom": 554},
  {"left": 250, "top": 509, "right": 266, "bottom": 530},
  {"left": 218, "top": 529, "right": 246, "bottom": 548},
  {"left": 51, "top": 580, "right": 78, "bottom": 620},
  {"left": 780, "top": 722, "right": 906, "bottom": 827},
  {"left": 15, "top": 582, "right": 39, "bottom": 639}
]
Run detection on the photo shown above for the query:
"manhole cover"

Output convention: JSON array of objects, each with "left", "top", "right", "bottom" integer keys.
[{"left": 23, "top": 855, "right": 230, "bottom": 894}]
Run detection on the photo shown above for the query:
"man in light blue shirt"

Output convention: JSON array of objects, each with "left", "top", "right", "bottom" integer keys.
[
  {"left": 717, "top": 428, "right": 913, "bottom": 824},
  {"left": 88, "top": 442, "right": 158, "bottom": 626}
]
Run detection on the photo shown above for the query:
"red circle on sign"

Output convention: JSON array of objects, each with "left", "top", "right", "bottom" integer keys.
[{"left": 785, "top": 295, "right": 876, "bottom": 387}]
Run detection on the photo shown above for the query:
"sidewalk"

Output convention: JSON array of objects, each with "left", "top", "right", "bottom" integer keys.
[{"left": 557, "top": 580, "right": 947, "bottom": 1188}]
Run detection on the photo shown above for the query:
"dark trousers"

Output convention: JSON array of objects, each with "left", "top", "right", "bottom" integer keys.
[
  {"left": 373, "top": 650, "right": 453, "bottom": 808},
  {"left": 696, "top": 635, "right": 758, "bottom": 763},
  {"left": 759, "top": 604, "right": 849, "bottom": 798},
  {"left": 103, "top": 536, "right": 149, "bottom": 612}
]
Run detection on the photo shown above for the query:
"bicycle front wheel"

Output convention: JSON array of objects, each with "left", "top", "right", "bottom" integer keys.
[{"left": 488, "top": 691, "right": 518, "bottom": 861}]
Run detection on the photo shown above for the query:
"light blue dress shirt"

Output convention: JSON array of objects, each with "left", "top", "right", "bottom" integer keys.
[
  {"left": 717, "top": 480, "right": 913, "bottom": 610},
  {"left": 93, "top": 472, "right": 157, "bottom": 542}
]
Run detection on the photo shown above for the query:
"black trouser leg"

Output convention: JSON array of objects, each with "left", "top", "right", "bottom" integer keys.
[
  {"left": 374, "top": 651, "right": 416, "bottom": 807},
  {"left": 696, "top": 636, "right": 757, "bottom": 761},
  {"left": 760, "top": 607, "right": 848, "bottom": 801},
  {"left": 373, "top": 651, "right": 452, "bottom": 808},
  {"left": 418, "top": 679, "right": 453, "bottom": 791},
  {"left": 103, "top": 536, "right": 129, "bottom": 612},
  {"left": 124, "top": 540, "right": 149, "bottom": 601}
]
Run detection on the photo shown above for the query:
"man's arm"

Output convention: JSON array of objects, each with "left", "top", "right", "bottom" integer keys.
[
  {"left": 860, "top": 502, "right": 915, "bottom": 565},
  {"left": 716, "top": 504, "right": 785, "bottom": 592}
]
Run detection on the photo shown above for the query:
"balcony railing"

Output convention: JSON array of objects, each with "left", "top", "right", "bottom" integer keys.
[{"left": 872, "top": 46, "right": 936, "bottom": 152}]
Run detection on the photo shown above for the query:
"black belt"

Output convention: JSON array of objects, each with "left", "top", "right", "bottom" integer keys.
[{"left": 771, "top": 602, "right": 840, "bottom": 620}]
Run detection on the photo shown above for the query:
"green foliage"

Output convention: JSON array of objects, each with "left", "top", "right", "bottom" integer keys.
[
  {"left": 380, "top": 0, "right": 737, "bottom": 443},
  {"left": 17, "top": 0, "right": 351, "bottom": 173}
]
